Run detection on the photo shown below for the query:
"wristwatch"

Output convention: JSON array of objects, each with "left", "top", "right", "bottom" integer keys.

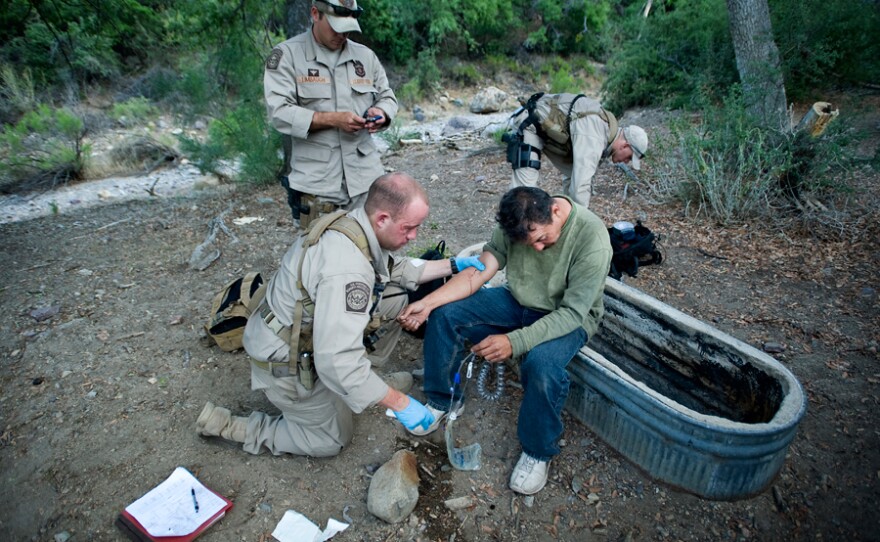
[{"left": 449, "top": 257, "right": 459, "bottom": 274}]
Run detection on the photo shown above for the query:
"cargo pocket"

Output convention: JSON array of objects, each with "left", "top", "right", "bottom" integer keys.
[{"left": 291, "top": 140, "right": 332, "bottom": 175}]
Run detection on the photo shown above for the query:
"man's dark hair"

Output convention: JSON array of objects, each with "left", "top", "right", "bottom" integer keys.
[{"left": 496, "top": 187, "right": 553, "bottom": 242}]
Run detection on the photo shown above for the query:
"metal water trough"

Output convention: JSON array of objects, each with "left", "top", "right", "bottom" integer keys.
[{"left": 566, "top": 278, "right": 807, "bottom": 500}]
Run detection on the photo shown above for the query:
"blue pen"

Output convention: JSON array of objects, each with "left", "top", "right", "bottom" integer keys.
[{"left": 191, "top": 487, "right": 199, "bottom": 513}]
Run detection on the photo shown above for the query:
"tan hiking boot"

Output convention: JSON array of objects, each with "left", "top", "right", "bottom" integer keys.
[
  {"left": 196, "top": 402, "right": 230, "bottom": 436},
  {"left": 197, "top": 402, "right": 247, "bottom": 443},
  {"left": 220, "top": 416, "right": 248, "bottom": 443}
]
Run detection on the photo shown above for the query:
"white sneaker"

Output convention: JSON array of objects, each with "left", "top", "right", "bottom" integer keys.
[
  {"left": 406, "top": 403, "right": 465, "bottom": 437},
  {"left": 509, "top": 452, "right": 550, "bottom": 495}
]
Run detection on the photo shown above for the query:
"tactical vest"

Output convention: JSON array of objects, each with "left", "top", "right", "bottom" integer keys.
[
  {"left": 524, "top": 93, "right": 619, "bottom": 156},
  {"left": 267, "top": 210, "right": 385, "bottom": 373}
]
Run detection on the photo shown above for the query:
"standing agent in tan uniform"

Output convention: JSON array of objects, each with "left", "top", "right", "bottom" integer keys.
[
  {"left": 503, "top": 92, "right": 648, "bottom": 208},
  {"left": 195, "top": 173, "right": 486, "bottom": 457},
  {"left": 264, "top": 0, "right": 398, "bottom": 228}
]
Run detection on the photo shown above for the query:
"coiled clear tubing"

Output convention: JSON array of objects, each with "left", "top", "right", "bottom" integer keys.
[{"left": 476, "top": 362, "right": 505, "bottom": 401}]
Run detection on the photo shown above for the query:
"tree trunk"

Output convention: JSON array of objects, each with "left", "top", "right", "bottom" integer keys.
[
  {"left": 725, "top": 0, "right": 789, "bottom": 131},
  {"left": 285, "top": 0, "right": 311, "bottom": 39}
]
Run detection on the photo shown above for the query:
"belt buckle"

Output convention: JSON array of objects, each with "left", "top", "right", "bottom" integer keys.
[{"left": 271, "top": 363, "right": 290, "bottom": 378}]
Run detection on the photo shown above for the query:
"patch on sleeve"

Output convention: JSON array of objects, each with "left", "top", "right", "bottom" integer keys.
[
  {"left": 345, "top": 281, "right": 371, "bottom": 314},
  {"left": 266, "top": 48, "right": 283, "bottom": 70}
]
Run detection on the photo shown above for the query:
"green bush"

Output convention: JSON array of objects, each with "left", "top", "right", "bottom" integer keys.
[
  {"left": 180, "top": 101, "right": 280, "bottom": 186},
  {"left": 0, "top": 64, "right": 36, "bottom": 116},
  {"left": 0, "top": 0, "right": 163, "bottom": 85},
  {"left": 0, "top": 104, "right": 89, "bottom": 191},
  {"left": 771, "top": 0, "right": 880, "bottom": 99},
  {"left": 603, "top": 0, "right": 737, "bottom": 113},
  {"left": 110, "top": 97, "right": 158, "bottom": 123},
  {"left": 654, "top": 86, "right": 854, "bottom": 227}
]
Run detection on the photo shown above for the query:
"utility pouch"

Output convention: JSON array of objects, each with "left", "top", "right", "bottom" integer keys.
[
  {"left": 280, "top": 176, "right": 310, "bottom": 222},
  {"left": 502, "top": 131, "right": 541, "bottom": 170},
  {"left": 297, "top": 351, "right": 315, "bottom": 390}
]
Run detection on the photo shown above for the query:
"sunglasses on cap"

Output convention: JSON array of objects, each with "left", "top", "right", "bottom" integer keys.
[
  {"left": 315, "top": 0, "right": 363, "bottom": 18},
  {"left": 623, "top": 127, "right": 645, "bottom": 159}
]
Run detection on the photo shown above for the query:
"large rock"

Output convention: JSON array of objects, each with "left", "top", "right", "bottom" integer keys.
[
  {"left": 366, "top": 449, "right": 420, "bottom": 523},
  {"left": 469, "top": 86, "right": 509, "bottom": 114}
]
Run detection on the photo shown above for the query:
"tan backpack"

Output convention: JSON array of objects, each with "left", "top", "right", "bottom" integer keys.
[{"left": 205, "top": 272, "right": 267, "bottom": 351}]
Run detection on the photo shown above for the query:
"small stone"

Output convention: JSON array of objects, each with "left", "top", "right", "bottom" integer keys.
[
  {"left": 522, "top": 495, "right": 534, "bottom": 508},
  {"left": 443, "top": 496, "right": 475, "bottom": 511},
  {"left": 78, "top": 268, "right": 94, "bottom": 276},
  {"left": 259, "top": 502, "right": 272, "bottom": 513},
  {"left": 86, "top": 391, "right": 97, "bottom": 399},
  {"left": 147, "top": 377, "right": 158, "bottom": 384},
  {"left": 30, "top": 305, "right": 60, "bottom": 322},
  {"left": 763, "top": 342, "right": 785, "bottom": 353},
  {"left": 32, "top": 377, "right": 44, "bottom": 386},
  {"left": 62, "top": 370, "right": 72, "bottom": 378},
  {"left": 54, "top": 531, "right": 71, "bottom": 542}
]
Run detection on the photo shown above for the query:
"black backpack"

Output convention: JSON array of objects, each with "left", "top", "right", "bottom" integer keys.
[{"left": 607, "top": 221, "right": 662, "bottom": 280}]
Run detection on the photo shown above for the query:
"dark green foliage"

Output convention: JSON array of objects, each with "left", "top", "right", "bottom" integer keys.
[
  {"left": 603, "top": 0, "right": 737, "bottom": 113},
  {"left": 603, "top": 0, "right": 880, "bottom": 111},
  {"left": 0, "top": 0, "right": 165, "bottom": 84},
  {"left": 771, "top": 0, "right": 880, "bottom": 99}
]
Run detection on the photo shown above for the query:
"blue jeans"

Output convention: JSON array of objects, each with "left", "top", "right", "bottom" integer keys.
[{"left": 422, "top": 286, "right": 587, "bottom": 461}]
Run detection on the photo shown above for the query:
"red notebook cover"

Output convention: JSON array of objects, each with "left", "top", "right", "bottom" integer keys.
[{"left": 115, "top": 468, "right": 232, "bottom": 542}]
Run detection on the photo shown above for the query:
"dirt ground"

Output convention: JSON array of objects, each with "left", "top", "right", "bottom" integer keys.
[{"left": 1, "top": 100, "right": 879, "bottom": 542}]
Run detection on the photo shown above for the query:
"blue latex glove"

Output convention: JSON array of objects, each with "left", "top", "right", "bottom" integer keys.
[
  {"left": 453, "top": 256, "right": 486, "bottom": 272},
  {"left": 393, "top": 397, "right": 435, "bottom": 430}
]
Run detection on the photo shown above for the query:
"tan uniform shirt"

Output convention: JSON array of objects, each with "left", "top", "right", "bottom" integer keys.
[
  {"left": 264, "top": 30, "right": 399, "bottom": 200},
  {"left": 243, "top": 208, "right": 424, "bottom": 414},
  {"left": 510, "top": 94, "right": 612, "bottom": 207}
]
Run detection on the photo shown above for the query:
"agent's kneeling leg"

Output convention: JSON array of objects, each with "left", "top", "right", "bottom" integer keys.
[{"left": 245, "top": 376, "right": 354, "bottom": 458}]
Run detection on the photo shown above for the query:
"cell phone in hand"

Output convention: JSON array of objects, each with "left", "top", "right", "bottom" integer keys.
[{"left": 364, "top": 115, "right": 383, "bottom": 123}]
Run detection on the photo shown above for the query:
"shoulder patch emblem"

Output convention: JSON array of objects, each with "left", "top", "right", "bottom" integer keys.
[
  {"left": 266, "top": 48, "right": 283, "bottom": 70},
  {"left": 308, "top": 68, "right": 319, "bottom": 77},
  {"left": 345, "top": 282, "right": 371, "bottom": 314},
  {"left": 353, "top": 60, "right": 366, "bottom": 78}
]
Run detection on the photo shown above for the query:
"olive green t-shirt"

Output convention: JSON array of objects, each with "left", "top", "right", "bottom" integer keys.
[{"left": 484, "top": 197, "right": 612, "bottom": 357}]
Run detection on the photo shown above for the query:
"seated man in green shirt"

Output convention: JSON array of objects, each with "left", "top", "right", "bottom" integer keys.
[{"left": 398, "top": 186, "right": 612, "bottom": 495}]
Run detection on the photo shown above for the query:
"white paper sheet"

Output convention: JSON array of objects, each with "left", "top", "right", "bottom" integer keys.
[
  {"left": 271, "top": 510, "right": 349, "bottom": 542},
  {"left": 125, "top": 467, "right": 227, "bottom": 537}
]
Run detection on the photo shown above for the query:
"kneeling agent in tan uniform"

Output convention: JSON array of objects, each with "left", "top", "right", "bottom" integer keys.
[{"left": 196, "top": 172, "right": 485, "bottom": 457}]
